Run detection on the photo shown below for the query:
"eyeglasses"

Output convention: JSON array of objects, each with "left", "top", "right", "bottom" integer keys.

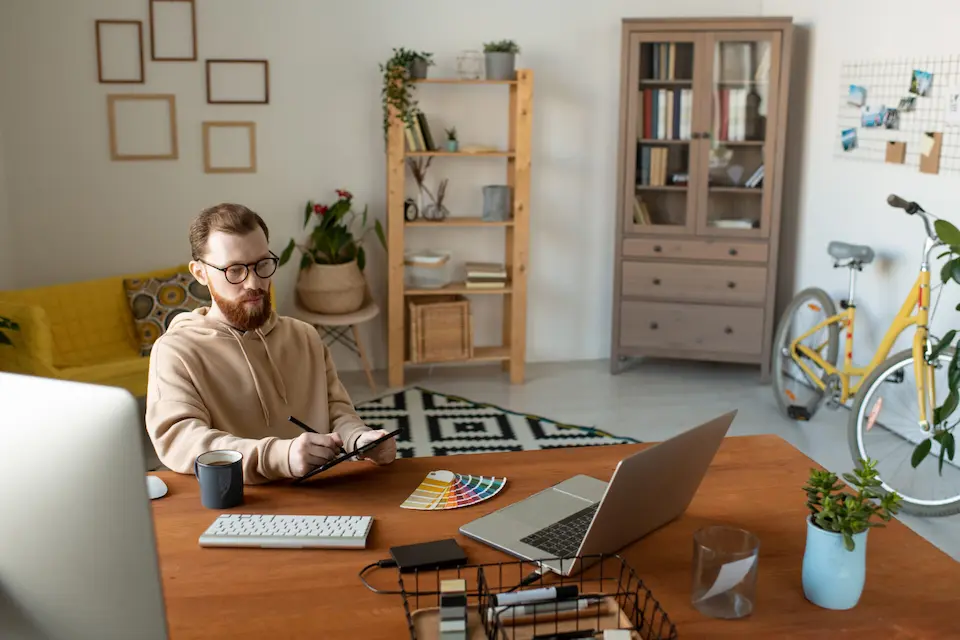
[{"left": 199, "top": 252, "right": 279, "bottom": 284}]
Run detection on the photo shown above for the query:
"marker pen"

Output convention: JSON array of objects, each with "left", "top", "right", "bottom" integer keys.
[
  {"left": 496, "top": 597, "right": 603, "bottom": 619},
  {"left": 494, "top": 585, "right": 578, "bottom": 607}
]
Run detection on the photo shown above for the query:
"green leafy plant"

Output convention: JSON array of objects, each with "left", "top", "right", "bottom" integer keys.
[
  {"left": 278, "top": 189, "right": 386, "bottom": 272},
  {"left": 804, "top": 459, "right": 901, "bottom": 551},
  {"left": 483, "top": 40, "right": 521, "bottom": 54},
  {"left": 0, "top": 316, "right": 19, "bottom": 346},
  {"left": 379, "top": 48, "right": 433, "bottom": 138},
  {"left": 445, "top": 127, "right": 457, "bottom": 142},
  {"left": 911, "top": 217, "right": 960, "bottom": 474}
]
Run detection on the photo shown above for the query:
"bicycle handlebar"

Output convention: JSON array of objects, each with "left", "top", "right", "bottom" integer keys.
[{"left": 888, "top": 193, "right": 937, "bottom": 241}]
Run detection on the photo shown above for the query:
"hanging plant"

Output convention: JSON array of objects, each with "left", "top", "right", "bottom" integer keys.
[{"left": 379, "top": 48, "right": 433, "bottom": 139}]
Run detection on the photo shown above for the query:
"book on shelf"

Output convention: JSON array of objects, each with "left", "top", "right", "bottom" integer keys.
[
  {"left": 638, "top": 88, "right": 692, "bottom": 140},
  {"left": 637, "top": 146, "right": 670, "bottom": 186},
  {"left": 465, "top": 262, "right": 507, "bottom": 289},
  {"left": 404, "top": 112, "right": 437, "bottom": 151},
  {"left": 744, "top": 164, "right": 764, "bottom": 188},
  {"left": 647, "top": 43, "right": 692, "bottom": 81},
  {"left": 632, "top": 196, "right": 652, "bottom": 225},
  {"left": 713, "top": 88, "right": 760, "bottom": 142}
]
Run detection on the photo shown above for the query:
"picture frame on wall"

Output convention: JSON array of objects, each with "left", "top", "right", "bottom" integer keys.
[
  {"left": 149, "top": 0, "right": 198, "bottom": 61},
  {"left": 202, "top": 121, "right": 258, "bottom": 174},
  {"left": 95, "top": 20, "right": 145, "bottom": 83},
  {"left": 107, "top": 94, "right": 179, "bottom": 161},
  {"left": 205, "top": 59, "right": 270, "bottom": 104}
]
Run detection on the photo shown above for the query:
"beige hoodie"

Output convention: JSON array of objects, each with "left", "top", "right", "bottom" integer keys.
[{"left": 145, "top": 307, "right": 370, "bottom": 484}]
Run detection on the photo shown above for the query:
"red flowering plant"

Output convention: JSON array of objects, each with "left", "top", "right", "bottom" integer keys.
[{"left": 279, "top": 189, "right": 386, "bottom": 271}]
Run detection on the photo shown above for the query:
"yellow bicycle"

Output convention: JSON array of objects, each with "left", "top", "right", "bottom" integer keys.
[{"left": 772, "top": 194, "right": 959, "bottom": 516}]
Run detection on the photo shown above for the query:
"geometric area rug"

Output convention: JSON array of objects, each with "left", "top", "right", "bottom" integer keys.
[{"left": 354, "top": 386, "right": 640, "bottom": 459}]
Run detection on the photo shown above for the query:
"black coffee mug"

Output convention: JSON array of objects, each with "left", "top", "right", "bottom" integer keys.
[{"left": 194, "top": 450, "right": 244, "bottom": 509}]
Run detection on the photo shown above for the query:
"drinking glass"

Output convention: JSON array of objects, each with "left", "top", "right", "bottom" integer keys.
[{"left": 691, "top": 525, "right": 760, "bottom": 619}]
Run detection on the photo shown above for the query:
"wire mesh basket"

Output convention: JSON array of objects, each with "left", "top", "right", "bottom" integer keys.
[{"left": 396, "top": 553, "right": 678, "bottom": 640}]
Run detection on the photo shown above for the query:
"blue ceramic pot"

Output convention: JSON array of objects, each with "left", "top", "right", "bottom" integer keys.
[
  {"left": 801, "top": 517, "right": 868, "bottom": 610},
  {"left": 446, "top": 140, "right": 458, "bottom": 152}
]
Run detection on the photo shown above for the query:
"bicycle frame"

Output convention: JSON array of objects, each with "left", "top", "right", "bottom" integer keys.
[{"left": 789, "top": 268, "right": 933, "bottom": 421}]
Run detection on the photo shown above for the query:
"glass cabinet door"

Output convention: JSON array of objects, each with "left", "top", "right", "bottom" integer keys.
[
  {"left": 697, "top": 32, "right": 781, "bottom": 237},
  {"left": 623, "top": 32, "right": 704, "bottom": 235}
]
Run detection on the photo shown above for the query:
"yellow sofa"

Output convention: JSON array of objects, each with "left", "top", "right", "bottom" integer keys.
[{"left": 0, "top": 265, "right": 189, "bottom": 397}]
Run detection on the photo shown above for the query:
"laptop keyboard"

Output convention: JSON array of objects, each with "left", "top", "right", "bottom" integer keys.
[{"left": 520, "top": 503, "right": 599, "bottom": 559}]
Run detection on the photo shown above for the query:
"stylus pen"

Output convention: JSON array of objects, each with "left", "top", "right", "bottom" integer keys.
[
  {"left": 288, "top": 415, "right": 318, "bottom": 433},
  {"left": 530, "top": 630, "right": 597, "bottom": 640}
]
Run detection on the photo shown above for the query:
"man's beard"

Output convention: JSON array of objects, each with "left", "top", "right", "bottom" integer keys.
[{"left": 209, "top": 282, "right": 272, "bottom": 331}]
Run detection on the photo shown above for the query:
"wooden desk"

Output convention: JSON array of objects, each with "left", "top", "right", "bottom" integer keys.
[{"left": 151, "top": 435, "right": 957, "bottom": 639}]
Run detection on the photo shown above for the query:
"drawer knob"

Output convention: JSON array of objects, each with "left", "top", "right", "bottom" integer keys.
[
  {"left": 729, "top": 248, "right": 738, "bottom": 256},
  {"left": 653, "top": 245, "right": 662, "bottom": 253},
  {"left": 727, "top": 281, "right": 736, "bottom": 289},
  {"left": 653, "top": 278, "right": 661, "bottom": 285},
  {"left": 650, "top": 322, "right": 659, "bottom": 330},
  {"left": 725, "top": 326, "right": 734, "bottom": 335}
]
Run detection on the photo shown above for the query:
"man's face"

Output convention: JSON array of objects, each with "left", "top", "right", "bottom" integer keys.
[{"left": 189, "top": 229, "right": 274, "bottom": 331}]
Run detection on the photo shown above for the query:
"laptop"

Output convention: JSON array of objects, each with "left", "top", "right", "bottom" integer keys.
[{"left": 458, "top": 411, "right": 736, "bottom": 576}]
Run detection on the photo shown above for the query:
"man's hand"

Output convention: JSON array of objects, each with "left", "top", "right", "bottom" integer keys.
[
  {"left": 288, "top": 432, "right": 343, "bottom": 477},
  {"left": 355, "top": 429, "right": 397, "bottom": 466}
]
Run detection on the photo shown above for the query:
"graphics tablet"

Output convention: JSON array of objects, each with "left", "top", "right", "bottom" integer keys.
[{"left": 292, "top": 429, "right": 400, "bottom": 484}]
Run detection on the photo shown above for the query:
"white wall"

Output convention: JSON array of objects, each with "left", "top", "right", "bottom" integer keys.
[
  {"left": 762, "top": 0, "right": 960, "bottom": 363},
  {"left": 0, "top": 0, "right": 764, "bottom": 369},
  {"left": 0, "top": 127, "right": 13, "bottom": 290}
]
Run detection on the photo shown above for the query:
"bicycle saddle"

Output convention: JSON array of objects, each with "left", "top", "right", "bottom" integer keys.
[{"left": 828, "top": 241, "right": 874, "bottom": 265}]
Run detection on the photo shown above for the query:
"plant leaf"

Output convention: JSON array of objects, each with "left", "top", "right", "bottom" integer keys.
[
  {"left": 299, "top": 252, "right": 313, "bottom": 270},
  {"left": 304, "top": 201, "right": 314, "bottom": 228},
  {"left": 357, "top": 246, "right": 366, "bottom": 271},
  {"left": 952, "top": 259, "right": 960, "bottom": 286},
  {"left": 939, "top": 436, "right": 948, "bottom": 474},
  {"left": 912, "top": 438, "right": 932, "bottom": 468},
  {"left": 935, "top": 219, "right": 960, "bottom": 246},
  {"left": 947, "top": 432, "right": 956, "bottom": 461},
  {"left": 941, "top": 259, "right": 953, "bottom": 284},
  {"left": 934, "top": 390, "right": 959, "bottom": 426},
  {"left": 929, "top": 330, "right": 957, "bottom": 362},
  {"left": 375, "top": 219, "right": 387, "bottom": 249},
  {"left": 0, "top": 331, "right": 11, "bottom": 346},
  {"left": 278, "top": 238, "right": 296, "bottom": 267},
  {"left": 843, "top": 532, "right": 855, "bottom": 552}
]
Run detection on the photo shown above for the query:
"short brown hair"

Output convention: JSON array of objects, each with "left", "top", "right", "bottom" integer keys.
[{"left": 189, "top": 203, "right": 270, "bottom": 259}]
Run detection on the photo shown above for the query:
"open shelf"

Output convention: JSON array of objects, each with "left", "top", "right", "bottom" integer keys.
[
  {"left": 413, "top": 78, "right": 517, "bottom": 85},
  {"left": 709, "top": 187, "right": 763, "bottom": 194},
  {"left": 405, "top": 345, "right": 510, "bottom": 365},
  {"left": 406, "top": 217, "right": 514, "bottom": 227},
  {"left": 405, "top": 282, "right": 512, "bottom": 296},
  {"left": 638, "top": 138, "right": 691, "bottom": 145},
  {"left": 406, "top": 150, "right": 515, "bottom": 158},
  {"left": 636, "top": 185, "right": 688, "bottom": 192}
]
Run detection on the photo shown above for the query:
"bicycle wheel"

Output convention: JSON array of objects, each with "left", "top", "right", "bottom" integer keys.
[
  {"left": 772, "top": 287, "right": 840, "bottom": 420},
  {"left": 848, "top": 347, "right": 960, "bottom": 517}
]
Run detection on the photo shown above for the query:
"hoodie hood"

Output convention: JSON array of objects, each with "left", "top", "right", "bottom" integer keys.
[{"left": 165, "top": 307, "right": 287, "bottom": 426}]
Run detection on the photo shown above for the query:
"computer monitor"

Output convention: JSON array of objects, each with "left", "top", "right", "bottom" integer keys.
[{"left": 0, "top": 372, "right": 169, "bottom": 640}]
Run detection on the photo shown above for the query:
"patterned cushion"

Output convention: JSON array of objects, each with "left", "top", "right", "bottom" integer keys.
[{"left": 123, "top": 272, "right": 211, "bottom": 356}]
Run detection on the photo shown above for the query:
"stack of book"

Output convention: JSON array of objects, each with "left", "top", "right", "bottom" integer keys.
[
  {"left": 638, "top": 146, "right": 671, "bottom": 186},
  {"left": 465, "top": 262, "right": 507, "bottom": 289}
]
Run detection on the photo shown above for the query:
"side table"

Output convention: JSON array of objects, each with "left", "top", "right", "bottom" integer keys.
[{"left": 292, "top": 296, "right": 379, "bottom": 391}]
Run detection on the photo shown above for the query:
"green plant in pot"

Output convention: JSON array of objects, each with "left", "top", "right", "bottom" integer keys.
[
  {"left": 379, "top": 48, "right": 434, "bottom": 139},
  {"left": 483, "top": 39, "right": 520, "bottom": 81},
  {"left": 0, "top": 316, "right": 20, "bottom": 347},
  {"left": 801, "top": 459, "right": 900, "bottom": 610},
  {"left": 445, "top": 127, "right": 458, "bottom": 152},
  {"left": 279, "top": 189, "right": 386, "bottom": 315}
]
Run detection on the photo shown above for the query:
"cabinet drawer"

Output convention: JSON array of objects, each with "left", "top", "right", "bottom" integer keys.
[
  {"left": 622, "top": 238, "right": 768, "bottom": 263},
  {"left": 620, "top": 301, "right": 764, "bottom": 355},
  {"left": 622, "top": 261, "right": 767, "bottom": 304}
]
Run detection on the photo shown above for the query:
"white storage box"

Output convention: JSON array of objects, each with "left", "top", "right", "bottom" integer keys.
[{"left": 404, "top": 250, "right": 452, "bottom": 289}]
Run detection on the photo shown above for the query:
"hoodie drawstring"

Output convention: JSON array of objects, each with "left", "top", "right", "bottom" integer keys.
[
  {"left": 229, "top": 328, "right": 272, "bottom": 427},
  {"left": 256, "top": 328, "right": 288, "bottom": 406}
]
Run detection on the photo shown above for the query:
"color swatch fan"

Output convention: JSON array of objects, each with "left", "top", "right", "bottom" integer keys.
[{"left": 401, "top": 470, "right": 506, "bottom": 510}]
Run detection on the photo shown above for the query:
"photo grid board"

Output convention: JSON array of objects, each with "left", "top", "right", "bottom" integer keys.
[{"left": 834, "top": 55, "right": 960, "bottom": 173}]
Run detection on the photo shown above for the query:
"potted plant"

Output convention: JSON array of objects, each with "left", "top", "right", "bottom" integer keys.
[
  {"left": 379, "top": 48, "right": 433, "bottom": 139},
  {"left": 279, "top": 189, "right": 386, "bottom": 315},
  {"left": 445, "top": 127, "right": 458, "bottom": 152},
  {"left": 801, "top": 459, "right": 901, "bottom": 610},
  {"left": 483, "top": 40, "right": 520, "bottom": 80},
  {"left": 0, "top": 316, "right": 19, "bottom": 346}
]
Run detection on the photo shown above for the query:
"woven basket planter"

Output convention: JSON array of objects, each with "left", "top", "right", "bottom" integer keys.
[{"left": 295, "top": 260, "right": 366, "bottom": 315}]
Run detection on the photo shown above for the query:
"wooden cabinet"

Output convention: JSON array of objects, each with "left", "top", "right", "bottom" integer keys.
[{"left": 610, "top": 17, "right": 794, "bottom": 381}]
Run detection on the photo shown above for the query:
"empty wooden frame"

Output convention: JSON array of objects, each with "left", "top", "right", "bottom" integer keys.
[
  {"left": 149, "top": 0, "right": 197, "bottom": 61},
  {"left": 95, "top": 20, "right": 145, "bottom": 83},
  {"left": 203, "top": 121, "right": 257, "bottom": 173},
  {"left": 107, "top": 94, "right": 179, "bottom": 161},
  {"left": 205, "top": 59, "right": 270, "bottom": 104}
]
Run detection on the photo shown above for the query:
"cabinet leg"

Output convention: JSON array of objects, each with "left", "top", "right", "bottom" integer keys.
[
  {"left": 388, "top": 362, "right": 404, "bottom": 388},
  {"left": 509, "top": 358, "right": 524, "bottom": 384}
]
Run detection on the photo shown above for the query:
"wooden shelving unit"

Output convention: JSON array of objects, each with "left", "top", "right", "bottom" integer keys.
[{"left": 385, "top": 69, "right": 533, "bottom": 387}]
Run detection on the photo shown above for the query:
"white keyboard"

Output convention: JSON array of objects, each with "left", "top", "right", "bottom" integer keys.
[{"left": 199, "top": 514, "right": 373, "bottom": 549}]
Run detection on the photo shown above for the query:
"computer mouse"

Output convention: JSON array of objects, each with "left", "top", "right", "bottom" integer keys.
[{"left": 146, "top": 475, "right": 168, "bottom": 500}]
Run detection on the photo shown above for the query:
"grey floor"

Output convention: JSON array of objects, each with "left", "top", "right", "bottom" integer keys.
[{"left": 141, "top": 358, "right": 960, "bottom": 561}]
